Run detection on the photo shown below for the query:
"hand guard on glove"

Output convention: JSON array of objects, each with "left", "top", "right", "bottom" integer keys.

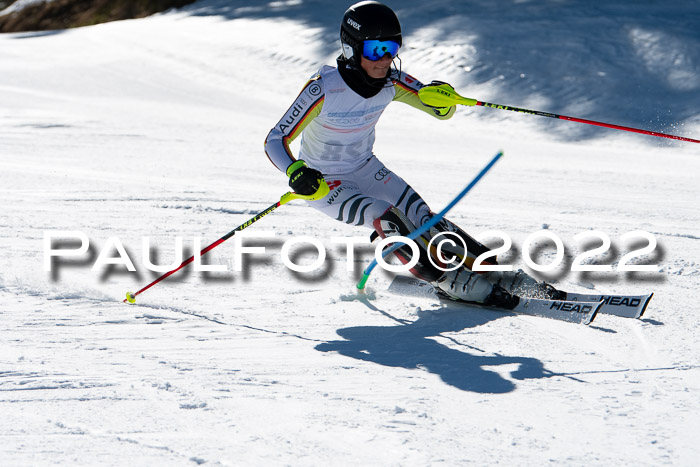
[
  {"left": 287, "top": 160, "right": 324, "bottom": 196},
  {"left": 422, "top": 80, "right": 456, "bottom": 117}
]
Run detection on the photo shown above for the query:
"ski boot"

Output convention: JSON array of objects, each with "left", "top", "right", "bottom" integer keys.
[
  {"left": 436, "top": 268, "right": 520, "bottom": 309},
  {"left": 483, "top": 269, "right": 566, "bottom": 300}
]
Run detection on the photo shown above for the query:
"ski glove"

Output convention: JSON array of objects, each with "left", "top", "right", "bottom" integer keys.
[
  {"left": 287, "top": 160, "right": 324, "bottom": 196},
  {"left": 422, "top": 80, "right": 456, "bottom": 117}
]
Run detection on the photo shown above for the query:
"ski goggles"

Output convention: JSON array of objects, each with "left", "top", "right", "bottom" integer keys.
[{"left": 362, "top": 39, "right": 400, "bottom": 61}]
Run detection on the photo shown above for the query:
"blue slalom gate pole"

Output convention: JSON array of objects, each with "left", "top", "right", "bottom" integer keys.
[{"left": 356, "top": 150, "right": 503, "bottom": 290}]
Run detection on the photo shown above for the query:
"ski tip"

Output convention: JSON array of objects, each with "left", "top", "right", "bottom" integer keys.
[
  {"left": 637, "top": 292, "right": 654, "bottom": 319},
  {"left": 125, "top": 291, "right": 136, "bottom": 304}
]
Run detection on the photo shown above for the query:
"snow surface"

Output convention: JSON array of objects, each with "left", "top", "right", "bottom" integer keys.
[{"left": 1, "top": 0, "right": 699, "bottom": 464}]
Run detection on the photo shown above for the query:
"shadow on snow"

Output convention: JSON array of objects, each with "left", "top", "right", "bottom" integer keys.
[{"left": 316, "top": 302, "right": 550, "bottom": 394}]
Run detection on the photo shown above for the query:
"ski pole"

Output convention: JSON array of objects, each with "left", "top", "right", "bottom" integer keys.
[
  {"left": 419, "top": 83, "right": 700, "bottom": 144},
  {"left": 124, "top": 181, "right": 330, "bottom": 304},
  {"left": 356, "top": 150, "right": 503, "bottom": 291}
]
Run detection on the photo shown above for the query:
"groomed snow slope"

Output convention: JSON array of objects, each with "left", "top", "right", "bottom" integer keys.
[{"left": 1, "top": 0, "right": 699, "bottom": 465}]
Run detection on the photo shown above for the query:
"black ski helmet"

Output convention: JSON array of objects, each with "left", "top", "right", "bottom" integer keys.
[{"left": 340, "top": 1, "right": 402, "bottom": 68}]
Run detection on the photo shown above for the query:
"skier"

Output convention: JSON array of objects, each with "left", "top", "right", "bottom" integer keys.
[{"left": 265, "top": 1, "right": 558, "bottom": 307}]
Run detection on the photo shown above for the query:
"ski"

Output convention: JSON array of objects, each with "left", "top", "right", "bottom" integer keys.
[
  {"left": 458, "top": 294, "right": 601, "bottom": 325},
  {"left": 387, "top": 276, "right": 601, "bottom": 325},
  {"left": 387, "top": 275, "right": 653, "bottom": 320},
  {"left": 561, "top": 291, "right": 653, "bottom": 319}
]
